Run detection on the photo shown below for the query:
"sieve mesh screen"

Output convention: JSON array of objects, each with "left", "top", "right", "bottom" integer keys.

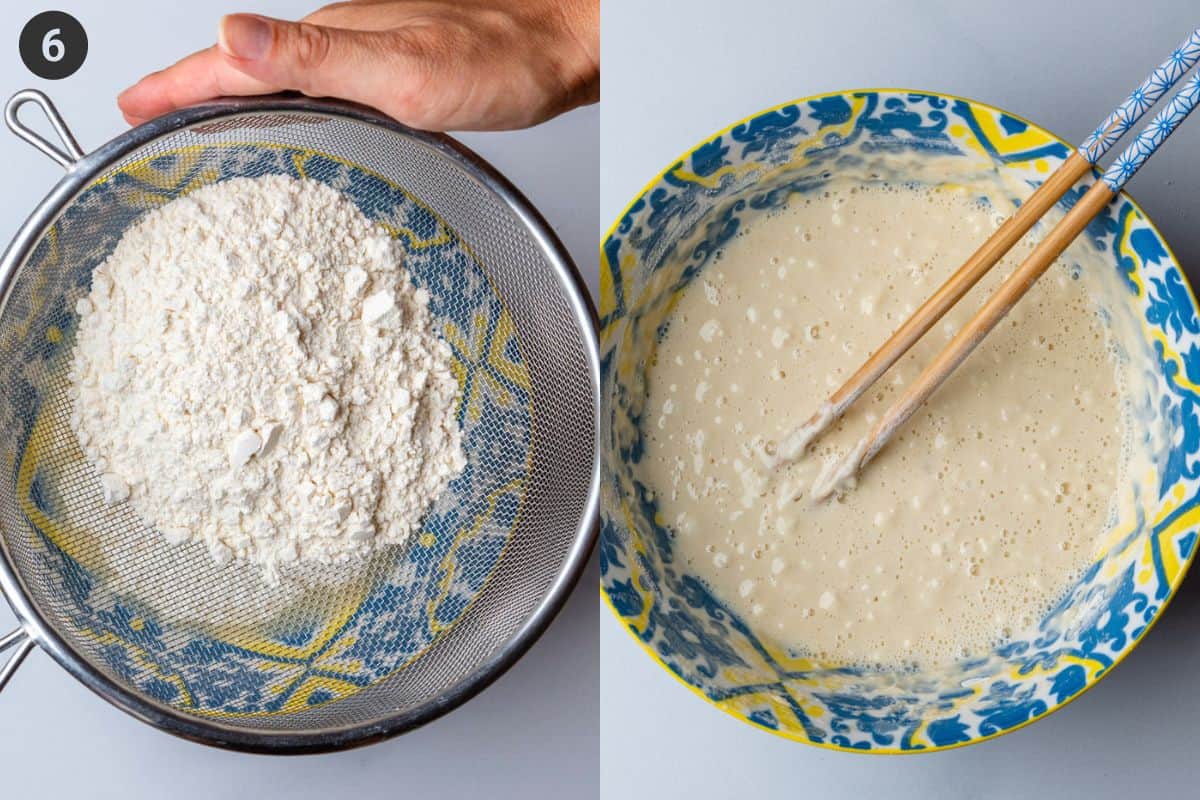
[{"left": 0, "top": 106, "right": 595, "bottom": 738}]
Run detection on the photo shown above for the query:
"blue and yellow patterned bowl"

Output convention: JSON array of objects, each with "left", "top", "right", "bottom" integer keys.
[{"left": 599, "top": 89, "right": 1200, "bottom": 752}]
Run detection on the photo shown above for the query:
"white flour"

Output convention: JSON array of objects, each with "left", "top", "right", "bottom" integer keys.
[{"left": 70, "top": 175, "right": 465, "bottom": 583}]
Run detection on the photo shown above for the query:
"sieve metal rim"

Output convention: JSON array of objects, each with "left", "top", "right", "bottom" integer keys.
[{"left": 0, "top": 90, "right": 599, "bottom": 754}]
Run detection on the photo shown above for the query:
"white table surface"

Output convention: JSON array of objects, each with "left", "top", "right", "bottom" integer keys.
[
  {"left": 600, "top": 1, "right": 1200, "bottom": 797},
  {"left": 0, "top": 1, "right": 598, "bottom": 796}
]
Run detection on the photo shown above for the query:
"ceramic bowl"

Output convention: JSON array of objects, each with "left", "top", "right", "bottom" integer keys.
[{"left": 599, "top": 88, "right": 1200, "bottom": 752}]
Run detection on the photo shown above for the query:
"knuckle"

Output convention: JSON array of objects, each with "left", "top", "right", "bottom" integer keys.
[{"left": 291, "top": 22, "right": 332, "bottom": 69}]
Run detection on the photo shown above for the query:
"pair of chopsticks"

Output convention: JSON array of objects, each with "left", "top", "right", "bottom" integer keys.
[{"left": 780, "top": 29, "right": 1200, "bottom": 500}]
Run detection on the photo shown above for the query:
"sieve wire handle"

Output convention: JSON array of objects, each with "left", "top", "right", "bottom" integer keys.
[
  {"left": 5, "top": 89, "right": 85, "bottom": 169},
  {"left": 0, "top": 627, "right": 34, "bottom": 694}
]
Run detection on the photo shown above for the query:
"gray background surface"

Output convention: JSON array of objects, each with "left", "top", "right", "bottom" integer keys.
[
  {"left": 600, "top": 1, "right": 1200, "bottom": 797},
  {"left": 0, "top": 1, "right": 598, "bottom": 797}
]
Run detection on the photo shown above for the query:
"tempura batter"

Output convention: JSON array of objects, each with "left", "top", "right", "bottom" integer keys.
[{"left": 640, "top": 180, "right": 1135, "bottom": 666}]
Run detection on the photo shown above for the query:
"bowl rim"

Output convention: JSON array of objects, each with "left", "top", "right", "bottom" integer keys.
[
  {"left": 598, "top": 85, "right": 1200, "bottom": 755},
  {"left": 0, "top": 93, "right": 601, "bottom": 754}
]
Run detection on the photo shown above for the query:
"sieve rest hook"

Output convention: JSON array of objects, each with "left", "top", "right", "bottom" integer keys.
[
  {"left": 5, "top": 89, "right": 85, "bottom": 169},
  {"left": 0, "top": 627, "right": 34, "bottom": 694}
]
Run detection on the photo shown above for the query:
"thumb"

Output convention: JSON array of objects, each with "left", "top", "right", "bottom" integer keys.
[{"left": 216, "top": 14, "right": 380, "bottom": 100}]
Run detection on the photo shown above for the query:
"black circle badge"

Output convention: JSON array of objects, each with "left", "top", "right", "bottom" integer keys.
[{"left": 19, "top": 11, "right": 87, "bottom": 80}]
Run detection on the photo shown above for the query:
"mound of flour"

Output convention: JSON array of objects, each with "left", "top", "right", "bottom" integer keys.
[{"left": 70, "top": 175, "right": 465, "bottom": 583}]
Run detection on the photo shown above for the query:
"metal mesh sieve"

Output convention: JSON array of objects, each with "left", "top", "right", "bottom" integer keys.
[{"left": 0, "top": 90, "right": 598, "bottom": 752}]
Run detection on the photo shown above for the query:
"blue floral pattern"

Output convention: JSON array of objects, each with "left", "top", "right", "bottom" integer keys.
[{"left": 600, "top": 90, "right": 1200, "bottom": 752}]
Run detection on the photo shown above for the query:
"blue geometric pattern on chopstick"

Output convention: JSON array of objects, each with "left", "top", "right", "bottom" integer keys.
[
  {"left": 1079, "top": 28, "right": 1200, "bottom": 163},
  {"left": 1102, "top": 70, "right": 1200, "bottom": 191}
]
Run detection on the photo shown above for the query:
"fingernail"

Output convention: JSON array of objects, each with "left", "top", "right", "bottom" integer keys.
[
  {"left": 116, "top": 80, "right": 144, "bottom": 110},
  {"left": 218, "top": 14, "right": 272, "bottom": 60}
]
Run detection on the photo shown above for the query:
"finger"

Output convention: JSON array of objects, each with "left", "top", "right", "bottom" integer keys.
[
  {"left": 216, "top": 14, "right": 402, "bottom": 104},
  {"left": 118, "top": 46, "right": 278, "bottom": 124}
]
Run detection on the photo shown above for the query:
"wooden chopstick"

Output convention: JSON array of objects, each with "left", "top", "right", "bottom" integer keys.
[
  {"left": 811, "top": 69, "right": 1200, "bottom": 499},
  {"left": 775, "top": 151, "right": 1091, "bottom": 464},
  {"left": 776, "top": 28, "right": 1200, "bottom": 468}
]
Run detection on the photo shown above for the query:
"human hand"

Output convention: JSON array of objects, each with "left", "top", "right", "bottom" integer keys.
[{"left": 117, "top": 0, "right": 599, "bottom": 131}]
